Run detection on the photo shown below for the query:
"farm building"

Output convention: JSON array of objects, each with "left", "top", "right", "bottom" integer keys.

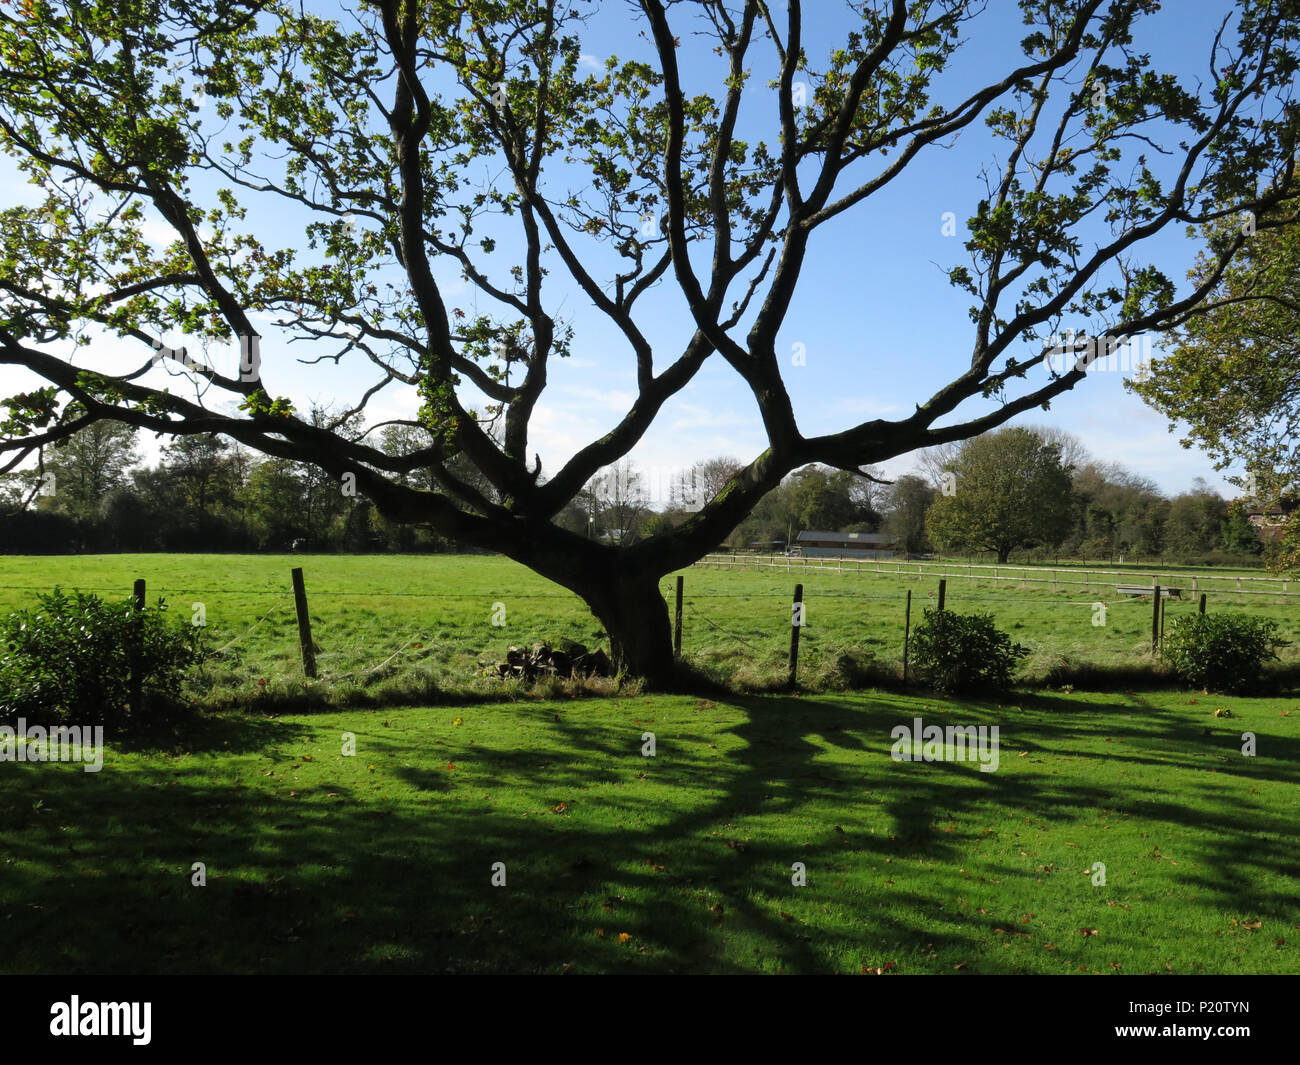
[
  {"left": 1247, "top": 505, "right": 1289, "bottom": 543},
  {"left": 794, "top": 530, "right": 898, "bottom": 559}
]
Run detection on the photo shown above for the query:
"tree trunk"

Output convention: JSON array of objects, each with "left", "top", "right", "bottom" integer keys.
[
  {"left": 996, "top": 546, "right": 1011, "bottom": 564},
  {"left": 582, "top": 572, "right": 676, "bottom": 686}
]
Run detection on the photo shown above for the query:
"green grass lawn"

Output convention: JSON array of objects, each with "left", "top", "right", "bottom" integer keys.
[
  {"left": 1, "top": 553, "right": 1299, "bottom": 705},
  {"left": 3, "top": 688, "right": 1297, "bottom": 974}
]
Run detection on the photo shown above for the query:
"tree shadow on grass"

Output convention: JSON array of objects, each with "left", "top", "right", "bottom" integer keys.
[{"left": 1, "top": 689, "right": 1296, "bottom": 973}]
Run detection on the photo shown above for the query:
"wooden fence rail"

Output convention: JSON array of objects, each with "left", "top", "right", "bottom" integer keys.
[{"left": 692, "top": 553, "right": 1300, "bottom": 598}]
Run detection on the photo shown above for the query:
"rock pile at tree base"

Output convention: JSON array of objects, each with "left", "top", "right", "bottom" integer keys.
[{"left": 487, "top": 642, "right": 612, "bottom": 681}]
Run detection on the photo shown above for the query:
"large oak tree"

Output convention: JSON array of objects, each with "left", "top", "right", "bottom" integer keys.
[{"left": 1, "top": 0, "right": 1298, "bottom": 682}]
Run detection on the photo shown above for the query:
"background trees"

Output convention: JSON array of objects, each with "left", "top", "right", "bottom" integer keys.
[
  {"left": 882, "top": 475, "right": 936, "bottom": 555},
  {"left": 0, "top": 420, "right": 1276, "bottom": 565},
  {"left": 925, "top": 428, "right": 1076, "bottom": 563},
  {"left": 40, "top": 421, "right": 139, "bottom": 527}
]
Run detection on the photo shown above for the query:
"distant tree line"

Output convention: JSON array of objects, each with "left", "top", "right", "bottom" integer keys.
[
  {"left": 0, "top": 414, "right": 486, "bottom": 554},
  {"left": 722, "top": 425, "right": 1266, "bottom": 567},
  {"left": 0, "top": 420, "right": 1269, "bottom": 565}
]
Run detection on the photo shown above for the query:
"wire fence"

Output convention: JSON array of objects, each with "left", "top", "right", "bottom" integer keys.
[
  {"left": 2, "top": 555, "right": 1297, "bottom": 685},
  {"left": 694, "top": 552, "right": 1300, "bottom": 597}
]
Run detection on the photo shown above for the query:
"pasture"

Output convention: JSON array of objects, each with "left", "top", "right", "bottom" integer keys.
[
  {"left": 3, "top": 553, "right": 1298, "bottom": 975},
  {"left": 0, "top": 553, "right": 1298, "bottom": 707}
]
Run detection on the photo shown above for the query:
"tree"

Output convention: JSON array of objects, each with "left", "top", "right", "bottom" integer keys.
[
  {"left": 925, "top": 427, "right": 1075, "bottom": 563},
  {"left": 161, "top": 434, "right": 236, "bottom": 515},
  {"left": 788, "top": 465, "right": 876, "bottom": 531},
  {"left": 589, "top": 460, "right": 647, "bottom": 545},
  {"left": 674, "top": 456, "right": 745, "bottom": 510},
  {"left": 1069, "top": 460, "right": 1164, "bottom": 561},
  {"left": 1222, "top": 498, "right": 1265, "bottom": 555},
  {"left": 1163, "top": 483, "right": 1226, "bottom": 559},
  {"left": 1131, "top": 169, "right": 1300, "bottom": 565},
  {"left": 882, "top": 474, "right": 936, "bottom": 554},
  {"left": 2, "top": 1, "right": 1298, "bottom": 682},
  {"left": 37, "top": 420, "right": 139, "bottom": 525}
]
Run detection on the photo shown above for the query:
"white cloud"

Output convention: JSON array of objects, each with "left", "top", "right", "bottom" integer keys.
[
  {"left": 560, "top": 385, "right": 639, "bottom": 411},
  {"left": 826, "top": 395, "right": 901, "bottom": 419},
  {"left": 669, "top": 402, "right": 752, "bottom": 431}
]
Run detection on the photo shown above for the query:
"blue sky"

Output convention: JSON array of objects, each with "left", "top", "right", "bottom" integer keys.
[{"left": 0, "top": 1, "right": 1268, "bottom": 503}]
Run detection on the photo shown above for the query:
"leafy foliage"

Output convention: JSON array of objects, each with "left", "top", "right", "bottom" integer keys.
[
  {"left": 0, "top": 588, "right": 206, "bottom": 727},
  {"left": 909, "top": 607, "right": 1028, "bottom": 694},
  {"left": 1159, "top": 612, "right": 1285, "bottom": 694},
  {"left": 925, "top": 428, "right": 1075, "bottom": 563},
  {"left": 1130, "top": 176, "right": 1300, "bottom": 570}
]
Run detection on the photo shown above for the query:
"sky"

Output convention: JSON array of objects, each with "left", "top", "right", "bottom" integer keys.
[{"left": 0, "top": 0, "right": 1272, "bottom": 506}]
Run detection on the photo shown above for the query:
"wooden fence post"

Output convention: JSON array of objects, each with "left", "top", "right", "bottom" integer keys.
[
  {"left": 903, "top": 590, "right": 912, "bottom": 685},
  {"left": 1199, "top": 593, "right": 1207, "bottom": 615},
  {"left": 1151, "top": 585, "right": 1161, "bottom": 652},
  {"left": 788, "top": 583, "right": 803, "bottom": 688},
  {"left": 129, "top": 578, "right": 145, "bottom": 716},
  {"left": 673, "top": 576, "right": 684, "bottom": 658},
  {"left": 291, "top": 567, "right": 318, "bottom": 678},
  {"left": 937, "top": 579, "right": 946, "bottom": 613}
]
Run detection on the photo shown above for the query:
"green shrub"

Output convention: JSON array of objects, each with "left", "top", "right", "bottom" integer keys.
[
  {"left": 1160, "top": 613, "right": 1285, "bottom": 694},
  {"left": 909, "top": 608, "right": 1029, "bottom": 694},
  {"left": 0, "top": 588, "right": 205, "bottom": 727}
]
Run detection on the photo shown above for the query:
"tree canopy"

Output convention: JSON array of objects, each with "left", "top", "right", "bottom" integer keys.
[
  {"left": 1131, "top": 169, "right": 1300, "bottom": 565},
  {"left": 925, "top": 426, "right": 1075, "bottom": 562},
  {"left": 1, "top": 0, "right": 1298, "bottom": 680}
]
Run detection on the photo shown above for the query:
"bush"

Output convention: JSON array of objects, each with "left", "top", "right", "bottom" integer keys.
[
  {"left": 0, "top": 588, "right": 206, "bottom": 727},
  {"left": 1159, "top": 613, "right": 1285, "bottom": 694},
  {"left": 909, "top": 608, "right": 1029, "bottom": 694}
]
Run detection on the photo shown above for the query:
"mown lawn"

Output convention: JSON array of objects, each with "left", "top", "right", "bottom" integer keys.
[{"left": 3, "top": 689, "right": 1297, "bottom": 974}]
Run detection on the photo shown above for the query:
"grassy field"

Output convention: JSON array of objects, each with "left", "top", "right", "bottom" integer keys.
[
  {"left": 1, "top": 553, "right": 1298, "bottom": 707},
  {"left": 2, "top": 688, "right": 1297, "bottom": 974},
  {"left": 3, "top": 554, "right": 1298, "bottom": 974}
]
